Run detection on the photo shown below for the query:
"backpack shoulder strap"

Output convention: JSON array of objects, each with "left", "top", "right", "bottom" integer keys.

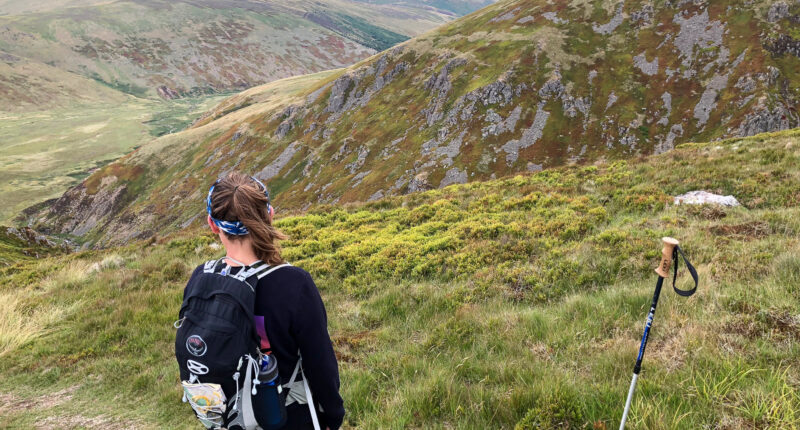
[
  {"left": 203, "top": 258, "right": 223, "bottom": 274},
  {"left": 256, "top": 263, "right": 292, "bottom": 279},
  {"left": 232, "top": 260, "right": 270, "bottom": 282}
]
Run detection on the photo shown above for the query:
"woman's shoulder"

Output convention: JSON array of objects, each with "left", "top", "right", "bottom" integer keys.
[{"left": 264, "top": 263, "right": 312, "bottom": 283}]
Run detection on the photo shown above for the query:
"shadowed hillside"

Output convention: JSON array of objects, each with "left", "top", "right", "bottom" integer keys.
[
  {"left": 2, "top": 129, "right": 799, "bottom": 428},
  {"left": 30, "top": 0, "right": 800, "bottom": 247}
]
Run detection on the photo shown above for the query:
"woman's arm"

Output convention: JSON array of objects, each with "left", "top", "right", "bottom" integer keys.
[{"left": 292, "top": 271, "right": 345, "bottom": 430}]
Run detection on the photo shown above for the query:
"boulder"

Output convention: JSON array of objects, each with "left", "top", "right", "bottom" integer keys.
[{"left": 674, "top": 191, "right": 740, "bottom": 207}]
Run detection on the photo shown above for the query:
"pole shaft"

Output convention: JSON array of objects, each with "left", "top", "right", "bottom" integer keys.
[
  {"left": 620, "top": 276, "right": 665, "bottom": 429},
  {"left": 633, "top": 277, "right": 664, "bottom": 373},
  {"left": 619, "top": 373, "right": 638, "bottom": 430}
]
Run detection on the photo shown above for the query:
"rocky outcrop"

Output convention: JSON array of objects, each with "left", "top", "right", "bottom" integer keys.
[
  {"left": 673, "top": 10, "right": 724, "bottom": 67},
  {"left": 593, "top": 3, "right": 625, "bottom": 35},
  {"left": 40, "top": 177, "right": 129, "bottom": 237},
  {"left": 274, "top": 105, "right": 303, "bottom": 139},
  {"left": 766, "top": 34, "right": 800, "bottom": 58},
  {"left": 157, "top": 86, "right": 180, "bottom": 99},
  {"left": 737, "top": 104, "right": 798, "bottom": 137},
  {"left": 501, "top": 103, "right": 550, "bottom": 165},
  {"left": 633, "top": 53, "right": 658, "bottom": 76},
  {"left": 767, "top": 2, "right": 790, "bottom": 22},
  {"left": 256, "top": 142, "right": 302, "bottom": 181}
]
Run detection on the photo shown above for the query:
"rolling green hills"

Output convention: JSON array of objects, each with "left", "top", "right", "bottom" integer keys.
[
  {"left": 31, "top": 0, "right": 800, "bottom": 247},
  {"left": 2, "top": 129, "right": 798, "bottom": 428}
]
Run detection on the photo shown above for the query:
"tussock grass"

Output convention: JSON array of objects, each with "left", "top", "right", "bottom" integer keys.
[
  {"left": 1, "top": 129, "right": 799, "bottom": 428},
  {"left": 0, "top": 290, "right": 70, "bottom": 357}
]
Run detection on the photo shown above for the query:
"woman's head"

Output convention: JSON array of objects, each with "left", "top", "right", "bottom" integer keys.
[{"left": 206, "top": 172, "right": 287, "bottom": 265}]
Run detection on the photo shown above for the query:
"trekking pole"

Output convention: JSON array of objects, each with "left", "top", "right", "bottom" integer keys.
[{"left": 619, "top": 237, "right": 698, "bottom": 430}]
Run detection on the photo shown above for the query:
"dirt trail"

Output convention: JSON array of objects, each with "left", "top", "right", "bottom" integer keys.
[{"left": 0, "top": 387, "right": 142, "bottom": 429}]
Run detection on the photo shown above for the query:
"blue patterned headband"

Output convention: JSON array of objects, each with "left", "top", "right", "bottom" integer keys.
[{"left": 206, "top": 176, "right": 272, "bottom": 236}]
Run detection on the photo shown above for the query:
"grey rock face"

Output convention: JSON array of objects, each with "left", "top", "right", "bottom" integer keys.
[
  {"left": 256, "top": 141, "right": 301, "bottom": 181},
  {"left": 737, "top": 104, "right": 798, "bottom": 137},
  {"left": 367, "top": 190, "right": 385, "bottom": 201},
  {"left": 46, "top": 176, "right": 127, "bottom": 237},
  {"left": 766, "top": 34, "right": 800, "bottom": 58},
  {"left": 346, "top": 146, "right": 369, "bottom": 174},
  {"left": 538, "top": 75, "right": 564, "bottom": 99},
  {"left": 351, "top": 170, "right": 371, "bottom": 186},
  {"left": 693, "top": 73, "right": 728, "bottom": 126},
  {"left": 767, "top": 2, "right": 790, "bottom": 22},
  {"left": 501, "top": 103, "right": 550, "bottom": 165},
  {"left": 673, "top": 10, "right": 724, "bottom": 67},
  {"left": 482, "top": 106, "right": 522, "bottom": 137},
  {"left": 421, "top": 58, "right": 468, "bottom": 126},
  {"left": 631, "top": 4, "right": 654, "bottom": 24},
  {"left": 633, "top": 52, "right": 659, "bottom": 76},
  {"left": 440, "top": 167, "right": 468, "bottom": 187},
  {"left": 542, "top": 12, "right": 567, "bottom": 24},
  {"left": 735, "top": 75, "right": 757, "bottom": 93},
  {"left": 657, "top": 92, "right": 672, "bottom": 125},
  {"left": 517, "top": 15, "right": 535, "bottom": 24},
  {"left": 606, "top": 91, "right": 618, "bottom": 110},
  {"left": 593, "top": 3, "right": 625, "bottom": 35},
  {"left": 490, "top": 7, "right": 520, "bottom": 23},
  {"left": 656, "top": 123, "right": 684, "bottom": 154},
  {"left": 274, "top": 105, "right": 302, "bottom": 139},
  {"left": 407, "top": 172, "right": 432, "bottom": 193},
  {"left": 526, "top": 162, "right": 543, "bottom": 172},
  {"left": 326, "top": 75, "right": 354, "bottom": 113}
]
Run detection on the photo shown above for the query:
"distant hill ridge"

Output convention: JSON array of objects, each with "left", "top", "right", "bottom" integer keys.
[
  {"left": 0, "top": 0, "right": 485, "bottom": 108},
  {"left": 29, "top": 0, "right": 800, "bottom": 247}
]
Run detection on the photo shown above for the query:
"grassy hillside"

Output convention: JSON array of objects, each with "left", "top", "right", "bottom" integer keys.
[
  {"left": 2, "top": 129, "right": 798, "bottom": 428},
  {"left": 35, "top": 0, "right": 800, "bottom": 246},
  {"left": 0, "top": 0, "right": 460, "bottom": 105}
]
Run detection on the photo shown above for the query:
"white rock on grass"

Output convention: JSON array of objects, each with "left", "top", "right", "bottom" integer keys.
[{"left": 674, "top": 191, "right": 740, "bottom": 207}]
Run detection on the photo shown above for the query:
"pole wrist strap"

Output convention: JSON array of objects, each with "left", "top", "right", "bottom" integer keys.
[{"left": 671, "top": 245, "right": 698, "bottom": 297}]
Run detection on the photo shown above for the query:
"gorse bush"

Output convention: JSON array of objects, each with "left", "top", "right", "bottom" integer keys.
[{"left": 0, "top": 129, "right": 799, "bottom": 428}]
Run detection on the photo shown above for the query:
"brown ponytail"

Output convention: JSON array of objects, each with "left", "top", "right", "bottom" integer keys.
[{"left": 207, "top": 172, "right": 287, "bottom": 265}]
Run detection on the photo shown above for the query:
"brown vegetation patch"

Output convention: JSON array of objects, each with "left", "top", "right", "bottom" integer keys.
[
  {"left": 332, "top": 330, "right": 375, "bottom": 363},
  {"left": 723, "top": 309, "right": 800, "bottom": 341},
  {"left": 684, "top": 204, "right": 728, "bottom": 220},
  {"left": 708, "top": 221, "right": 771, "bottom": 240}
]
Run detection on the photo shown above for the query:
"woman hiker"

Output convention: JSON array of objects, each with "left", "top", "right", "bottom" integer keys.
[{"left": 180, "top": 171, "right": 344, "bottom": 430}]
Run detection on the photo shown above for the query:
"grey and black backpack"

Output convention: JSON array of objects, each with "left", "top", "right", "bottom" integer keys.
[{"left": 175, "top": 258, "right": 290, "bottom": 429}]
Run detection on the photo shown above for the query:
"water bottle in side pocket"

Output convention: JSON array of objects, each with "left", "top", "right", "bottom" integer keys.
[{"left": 252, "top": 354, "right": 287, "bottom": 429}]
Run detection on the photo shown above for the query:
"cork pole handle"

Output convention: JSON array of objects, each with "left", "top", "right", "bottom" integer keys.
[{"left": 654, "top": 237, "right": 679, "bottom": 278}]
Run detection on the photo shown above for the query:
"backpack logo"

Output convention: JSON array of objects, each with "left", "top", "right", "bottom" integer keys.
[
  {"left": 186, "top": 335, "right": 207, "bottom": 357},
  {"left": 186, "top": 359, "right": 209, "bottom": 375}
]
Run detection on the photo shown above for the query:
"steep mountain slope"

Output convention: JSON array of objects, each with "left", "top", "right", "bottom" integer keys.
[
  {"left": 3, "top": 129, "right": 800, "bottom": 428},
  {"left": 31, "top": 0, "right": 800, "bottom": 246},
  {"left": 0, "top": 0, "right": 462, "bottom": 105}
]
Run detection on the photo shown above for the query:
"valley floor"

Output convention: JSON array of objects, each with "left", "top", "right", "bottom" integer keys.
[
  {"left": 1, "top": 129, "right": 799, "bottom": 429},
  {"left": 0, "top": 94, "right": 230, "bottom": 223}
]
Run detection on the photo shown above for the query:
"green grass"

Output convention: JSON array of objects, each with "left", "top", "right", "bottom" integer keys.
[{"left": 1, "top": 129, "right": 799, "bottom": 428}]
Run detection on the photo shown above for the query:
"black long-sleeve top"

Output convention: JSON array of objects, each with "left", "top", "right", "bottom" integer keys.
[{"left": 186, "top": 263, "right": 345, "bottom": 429}]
